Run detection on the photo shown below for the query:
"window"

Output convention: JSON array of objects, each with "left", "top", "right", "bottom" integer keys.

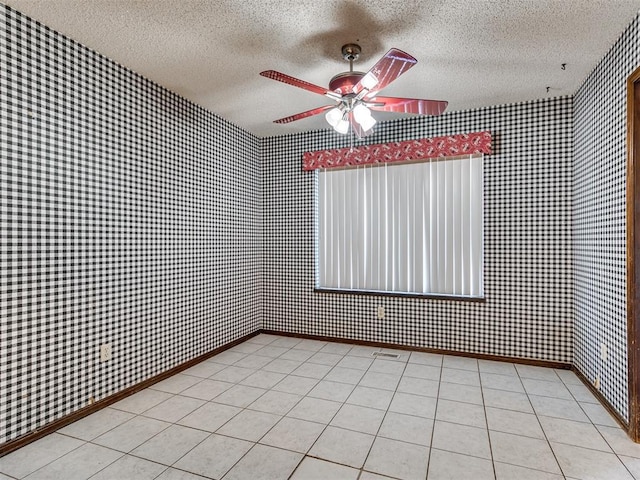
[{"left": 316, "top": 154, "right": 484, "bottom": 298}]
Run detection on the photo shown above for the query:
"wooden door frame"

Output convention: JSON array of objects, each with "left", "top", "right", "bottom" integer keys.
[{"left": 627, "top": 65, "right": 640, "bottom": 442}]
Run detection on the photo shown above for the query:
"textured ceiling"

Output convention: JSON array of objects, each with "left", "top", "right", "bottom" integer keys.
[{"left": 5, "top": 0, "right": 640, "bottom": 137}]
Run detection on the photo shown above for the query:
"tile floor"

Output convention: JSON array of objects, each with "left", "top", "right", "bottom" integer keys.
[{"left": 2, "top": 334, "right": 640, "bottom": 480}]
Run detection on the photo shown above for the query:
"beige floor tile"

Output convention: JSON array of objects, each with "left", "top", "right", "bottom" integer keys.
[
  {"left": 240, "top": 370, "right": 286, "bottom": 389},
  {"left": 58, "top": 408, "right": 135, "bottom": 441},
  {"left": 173, "top": 434, "right": 252, "bottom": 479},
  {"left": 436, "top": 399, "right": 486, "bottom": 428},
  {"left": 359, "top": 371, "right": 402, "bottom": 391},
  {"left": 432, "top": 421, "right": 491, "bottom": 459},
  {"left": 309, "top": 426, "right": 374, "bottom": 468},
  {"left": 179, "top": 379, "right": 233, "bottom": 401},
  {"left": 141, "top": 395, "right": 205, "bottom": 423},
  {"left": 403, "top": 363, "right": 441, "bottom": 380},
  {"left": 272, "top": 375, "right": 319, "bottom": 395},
  {"left": 480, "top": 372, "right": 525, "bottom": 392},
  {"left": 409, "top": 352, "right": 443, "bottom": 366},
  {"left": 280, "top": 349, "right": 315, "bottom": 362},
  {"left": 521, "top": 378, "right": 573, "bottom": 399},
  {"left": 129, "top": 424, "right": 209, "bottom": 465},
  {"left": 181, "top": 361, "right": 226, "bottom": 378},
  {"left": 155, "top": 468, "right": 208, "bottom": 480},
  {"left": 597, "top": 424, "right": 640, "bottom": 458},
  {"left": 346, "top": 386, "right": 395, "bottom": 411},
  {"left": 291, "top": 362, "right": 333, "bottom": 379},
  {"left": 216, "top": 409, "right": 281, "bottom": 442},
  {"left": 490, "top": 430, "right": 561, "bottom": 474},
  {"left": 483, "top": 388, "right": 533, "bottom": 413},
  {"left": 364, "top": 437, "right": 429, "bottom": 479},
  {"left": 389, "top": 392, "right": 437, "bottom": 418},
  {"left": 320, "top": 342, "right": 353, "bottom": 355},
  {"left": 222, "top": 444, "right": 302, "bottom": 480},
  {"left": 324, "top": 366, "right": 366, "bottom": 384},
  {"left": 93, "top": 415, "right": 170, "bottom": 452},
  {"left": 150, "top": 374, "right": 202, "bottom": 394},
  {"left": 438, "top": 382, "right": 484, "bottom": 405},
  {"left": 177, "top": 401, "right": 241, "bottom": 432},
  {"left": 287, "top": 396, "right": 342, "bottom": 423},
  {"left": 494, "top": 462, "right": 564, "bottom": 479},
  {"left": 213, "top": 384, "right": 267, "bottom": 408},
  {"left": 307, "top": 352, "right": 343, "bottom": 366},
  {"left": 24, "top": 443, "right": 122, "bottom": 480},
  {"left": 396, "top": 376, "right": 439, "bottom": 397},
  {"left": 336, "top": 355, "right": 374, "bottom": 370},
  {"left": 551, "top": 442, "right": 633, "bottom": 480},
  {"left": 253, "top": 345, "right": 289, "bottom": 358},
  {"left": 442, "top": 356, "right": 479, "bottom": 372},
  {"left": 259, "top": 417, "right": 325, "bottom": 453},
  {"left": 529, "top": 395, "right": 590, "bottom": 422},
  {"left": 330, "top": 403, "right": 385, "bottom": 435},
  {"left": 478, "top": 360, "right": 518, "bottom": 376},
  {"left": 539, "top": 415, "right": 611, "bottom": 451},
  {"left": 0, "top": 433, "right": 84, "bottom": 478},
  {"left": 369, "top": 359, "right": 406, "bottom": 375},
  {"left": 209, "top": 350, "right": 248, "bottom": 365},
  {"left": 248, "top": 389, "right": 302, "bottom": 415},
  {"left": 262, "top": 358, "right": 303, "bottom": 374},
  {"left": 307, "top": 380, "right": 355, "bottom": 402},
  {"left": 441, "top": 368, "right": 480, "bottom": 386},
  {"left": 211, "top": 365, "right": 256, "bottom": 383},
  {"left": 290, "top": 457, "right": 359, "bottom": 480},
  {"left": 111, "top": 389, "right": 174, "bottom": 414},
  {"left": 88, "top": 454, "right": 165, "bottom": 480},
  {"left": 377, "top": 411, "right": 433, "bottom": 446},
  {"left": 486, "top": 406, "right": 545, "bottom": 439},
  {"left": 427, "top": 448, "right": 494, "bottom": 480},
  {"left": 516, "top": 365, "right": 562, "bottom": 382},
  {"left": 233, "top": 354, "right": 274, "bottom": 370}
]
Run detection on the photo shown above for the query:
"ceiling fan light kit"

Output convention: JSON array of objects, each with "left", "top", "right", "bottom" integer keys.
[{"left": 260, "top": 43, "right": 448, "bottom": 138}]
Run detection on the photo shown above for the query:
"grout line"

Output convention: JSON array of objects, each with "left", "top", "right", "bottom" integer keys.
[
  {"left": 477, "top": 363, "right": 498, "bottom": 480},
  {"left": 518, "top": 367, "right": 567, "bottom": 478},
  {"left": 424, "top": 352, "right": 444, "bottom": 480}
]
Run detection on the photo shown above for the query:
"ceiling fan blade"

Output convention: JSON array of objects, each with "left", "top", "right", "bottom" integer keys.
[
  {"left": 369, "top": 96, "right": 448, "bottom": 116},
  {"left": 352, "top": 48, "right": 417, "bottom": 96},
  {"left": 273, "top": 105, "right": 335, "bottom": 124},
  {"left": 260, "top": 70, "right": 340, "bottom": 100}
]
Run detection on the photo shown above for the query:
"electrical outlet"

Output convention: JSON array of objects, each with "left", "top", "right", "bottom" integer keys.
[
  {"left": 377, "top": 306, "right": 385, "bottom": 320},
  {"left": 594, "top": 376, "right": 601, "bottom": 390},
  {"left": 100, "top": 344, "right": 112, "bottom": 362},
  {"left": 600, "top": 343, "right": 608, "bottom": 361}
]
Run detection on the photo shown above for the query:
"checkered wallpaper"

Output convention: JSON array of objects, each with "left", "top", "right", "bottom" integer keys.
[
  {"left": 573, "top": 12, "right": 640, "bottom": 423},
  {"left": 0, "top": 5, "right": 261, "bottom": 444},
  {"left": 262, "top": 97, "right": 574, "bottom": 362}
]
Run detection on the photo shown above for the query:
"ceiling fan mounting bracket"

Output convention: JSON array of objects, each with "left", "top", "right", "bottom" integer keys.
[{"left": 341, "top": 43, "right": 361, "bottom": 62}]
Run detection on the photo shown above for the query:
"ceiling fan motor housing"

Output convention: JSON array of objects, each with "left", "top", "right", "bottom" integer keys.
[{"left": 329, "top": 71, "right": 365, "bottom": 95}]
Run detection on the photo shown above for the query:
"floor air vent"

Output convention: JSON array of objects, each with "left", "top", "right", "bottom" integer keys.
[{"left": 371, "top": 351, "right": 400, "bottom": 359}]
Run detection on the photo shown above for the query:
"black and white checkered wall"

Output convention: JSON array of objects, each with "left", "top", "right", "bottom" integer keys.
[
  {"left": 0, "top": 5, "right": 261, "bottom": 444},
  {"left": 573, "top": 13, "right": 640, "bottom": 423},
  {"left": 262, "top": 97, "right": 574, "bottom": 362}
]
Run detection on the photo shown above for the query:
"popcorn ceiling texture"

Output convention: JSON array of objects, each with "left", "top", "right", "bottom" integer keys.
[{"left": 3, "top": 0, "right": 639, "bottom": 136}]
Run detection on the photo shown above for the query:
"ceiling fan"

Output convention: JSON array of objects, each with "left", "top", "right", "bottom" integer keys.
[{"left": 260, "top": 43, "right": 448, "bottom": 138}]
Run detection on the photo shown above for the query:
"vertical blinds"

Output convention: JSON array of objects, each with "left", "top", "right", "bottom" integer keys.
[{"left": 317, "top": 154, "right": 483, "bottom": 297}]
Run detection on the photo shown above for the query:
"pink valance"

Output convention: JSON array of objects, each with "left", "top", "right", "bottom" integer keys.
[{"left": 303, "top": 131, "right": 492, "bottom": 171}]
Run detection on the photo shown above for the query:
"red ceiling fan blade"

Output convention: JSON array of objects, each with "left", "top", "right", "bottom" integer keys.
[
  {"left": 260, "top": 70, "right": 340, "bottom": 100},
  {"left": 273, "top": 105, "right": 335, "bottom": 124},
  {"left": 352, "top": 48, "right": 417, "bottom": 96},
  {"left": 369, "top": 96, "right": 448, "bottom": 116}
]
